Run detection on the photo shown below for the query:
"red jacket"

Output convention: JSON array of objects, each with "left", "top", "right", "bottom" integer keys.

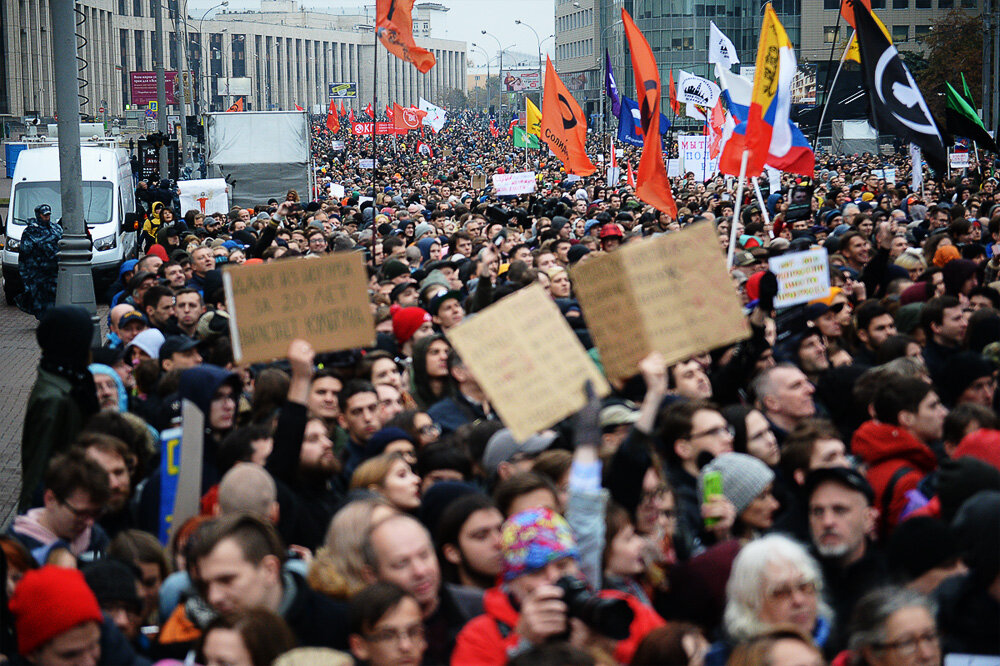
[
  {"left": 451, "top": 585, "right": 666, "bottom": 666},
  {"left": 851, "top": 421, "right": 938, "bottom": 534}
]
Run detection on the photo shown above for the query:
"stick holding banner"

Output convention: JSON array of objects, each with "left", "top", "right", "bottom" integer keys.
[
  {"left": 727, "top": 150, "right": 750, "bottom": 268},
  {"left": 752, "top": 176, "right": 771, "bottom": 230}
]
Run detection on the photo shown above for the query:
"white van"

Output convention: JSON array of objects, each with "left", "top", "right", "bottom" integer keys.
[{"left": 2, "top": 144, "right": 139, "bottom": 303}]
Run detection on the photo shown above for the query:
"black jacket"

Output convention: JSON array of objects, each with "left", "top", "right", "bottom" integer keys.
[{"left": 815, "top": 542, "right": 890, "bottom": 655}]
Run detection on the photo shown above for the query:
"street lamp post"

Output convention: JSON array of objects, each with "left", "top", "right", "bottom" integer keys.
[
  {"left": 599, "top": 20, "right": 623, "bottom": 134},
  {"left": 470, "top": 43, "right": 490, "bottom": 112},
  {"left": 514, "top": 20, "right": 542, "bottom": 98},
  {"left": 198, "top": 1, "right": 229, "bottom": 112},
  {"left": 480, "top": 30, "right": 504, "bottom": 121}
]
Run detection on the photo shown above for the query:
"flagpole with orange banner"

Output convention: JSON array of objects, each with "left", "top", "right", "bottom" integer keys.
[
  {"left": 621, "top": 8, "right": 678, "bottom": 217},
  {"left": 539, "top": 56, "right": 596, "bottom": 176}
]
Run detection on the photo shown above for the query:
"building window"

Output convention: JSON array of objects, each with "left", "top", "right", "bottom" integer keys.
[
  {"left": 960, "top": 0, "right": 976, "bottom": 5},
  {"left": 823, "top": 26, "right": 840, "bottom": 43},
  {"left": 823, "top": 0, "right": 839, "bottom": 8},
  {"left": 915, "top": 0, "right": 931, "bottom": 7},
  {"left": 893, "top": 0, "right": 909, "bottom": 7},
  {"left": 870, "top": 0, "right": 885, "bottom": 6},
  {"left": 891, "top": 25, "right": 909, "bottom": 41},
  {"left": 914, "top": 24, "right": 933, "bottom": 37},
  {"left": 938, "top": 0, "right": 953, "bottom": 7}
]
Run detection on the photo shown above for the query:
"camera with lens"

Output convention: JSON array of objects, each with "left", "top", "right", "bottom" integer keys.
[{"left": 554, "top": 576, "right": 634, "bottom": 640}]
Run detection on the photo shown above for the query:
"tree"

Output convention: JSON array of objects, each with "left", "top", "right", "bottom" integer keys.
[
  {"left": 916, "top": 10, "right": 983, "bottom": 118},
  {"left": 442, "top": 88, "right": 470, "bottom": 111}
]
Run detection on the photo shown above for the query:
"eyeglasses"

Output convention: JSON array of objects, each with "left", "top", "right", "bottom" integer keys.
[
  {"left": 640, "top": 484, "right": 670, "bottom": 503},
  {"left": 876, "top": 630, "right": 939, "bottom": 655},
  {"left": 830, "top": 301, "right": 850, "bottom": 314},
  {"left": 61, "top": 498, "right": 106, "bottom": 521},
  {"left": 766, "top": 579, "right": 818, "bottom": 602},
  {"left": 688, "top": 424, "right": 735, "bottom": 440},
  {"left": 367, "top": 624, "right": 426, "bottom": 645},
  {"left": 419, "top": 424, "right": 440, "bottom": 435}
]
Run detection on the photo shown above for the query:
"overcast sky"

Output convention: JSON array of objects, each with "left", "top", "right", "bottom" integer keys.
[{"left": 187, "top": 0, "right": 556, "bottom": 68}]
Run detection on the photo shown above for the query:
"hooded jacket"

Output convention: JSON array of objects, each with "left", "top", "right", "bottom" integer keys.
[
  {"left": 851, "top": 421, "right": 938, "bottom": 534},
  {"left": 451, "top": 584, "right": 664, "bottom": 666}
]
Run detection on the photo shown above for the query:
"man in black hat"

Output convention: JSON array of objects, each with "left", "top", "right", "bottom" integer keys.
[{"left": 806, "top": 466, "right": 888, "bottom": 654}]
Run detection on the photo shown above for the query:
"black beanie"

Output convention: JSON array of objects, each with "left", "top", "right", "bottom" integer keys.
[
  {"left": 951, "top": 490, "right": 1000, "bottom": 585},
  {"left": 937, "top": 456, "right": 1000, "bottom": 523},
  {"left": 36, "top": 305, "right": 93, "bottom": 368},
  {"left": 886, "top": 517, "right": 960, "bottom": 581},
  {"left": 938, "top": 351, "right": 996, "bottom": 407},
  {"left": 82, "top": 559, "right": 141, "bottom": 612}
]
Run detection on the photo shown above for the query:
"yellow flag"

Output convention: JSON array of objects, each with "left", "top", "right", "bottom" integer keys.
[
  {"left": 845, "top": 10, "right": 890, "bottom": 62},
  {"left": 526, "top": 97, "right": 542, "bottom": 137}
]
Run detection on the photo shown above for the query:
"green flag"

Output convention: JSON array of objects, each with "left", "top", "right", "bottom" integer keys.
[
  {"left": 945, "top": 82, "right": 997, "bottom": 151},
  {"left": 960, "top": 72, "right": 976, "bottom": 107},
  {"left": 513, "top": 126, "right": 539, "bottom": 149}
]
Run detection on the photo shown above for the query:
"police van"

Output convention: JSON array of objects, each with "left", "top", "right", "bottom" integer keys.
[{"left": 2, "top": 143, "right": 139, "bottom": 303}]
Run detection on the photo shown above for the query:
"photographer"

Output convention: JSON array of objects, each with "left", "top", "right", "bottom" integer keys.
[{"left": 451, "top": 506, "right": 665, "bottom": 665}]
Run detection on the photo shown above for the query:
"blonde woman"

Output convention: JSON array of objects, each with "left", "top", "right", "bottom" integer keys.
[{"left": 307, "top": 498, "right": 396, "bottom": 599}]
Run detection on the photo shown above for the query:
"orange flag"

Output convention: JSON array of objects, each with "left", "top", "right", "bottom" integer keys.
[
  {"left": 376, "top": 0, "right": 436, "bottom": 73},
  {"left": 840, "top": 0, "right": 872, "bottom": 28},
  {"left": 226, "top": 97, "right": 244, "bottom": 112},
  {"left": 622, "top": 9, "right": 678, "bottom": 217},
  {"left": 326, "top": 100, "right": 340, "bottom": 132},
  {"left": 540, "top": 56, "right": 595, "bottom": 176},
  {"left": 668, "top": 69, "right": 681, "bottom": 115}
]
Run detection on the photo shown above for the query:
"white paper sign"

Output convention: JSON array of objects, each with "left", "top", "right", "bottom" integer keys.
[
  {"left": 950, "top": 152, "right": 970, "bottom": 168},
  {"left": 359, "top": 158, "right": 376, "bottom": 169},
  {"left": 769, "top": 249, "right": 831, "bottom": 308},
  {"left": 677, "top": 135, "right": 720, "bottom": 182},
  {"left": 493, "top": 171, "right": 537, "bottom": 195},
  {"left": 178, "top": 178, "right": 230, "bottom": 216},
  {"left": 329, "top": 183, "right": 345, "bottom": 198},
  {"left": 331, "top": 140, "right": 345, "bottom": 151}
]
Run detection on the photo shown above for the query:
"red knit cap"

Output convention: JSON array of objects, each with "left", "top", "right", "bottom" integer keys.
[
  {"left": 9, "top": 565, "right": 103, "bottom": 655},
  {"left": 392, "top": 306, "right": 431, "bottom": 344}
]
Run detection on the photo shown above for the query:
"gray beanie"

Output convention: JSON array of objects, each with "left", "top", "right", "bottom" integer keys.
[
  {"left": 698, "top": 452, "right": 775, "bottom": 515},
  {"left": 414, "top": 222, "right": 435, "bottom": 239}
]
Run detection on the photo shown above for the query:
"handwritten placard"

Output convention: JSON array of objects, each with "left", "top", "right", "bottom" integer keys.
[
  {"left": 223, "top": 252, "right": 374, "bottom": 364},
  {"left": 768, "top": 248, "right": 830, "bottom": 308},
  {"left": 572, "top": 221, "right": 750, "bottom": 380},
  {"left": 493, "top": 171, "right": 537, "bottom": 196},
  {"left": 446, "top": 284, "right": 610, "bottom": 442}
]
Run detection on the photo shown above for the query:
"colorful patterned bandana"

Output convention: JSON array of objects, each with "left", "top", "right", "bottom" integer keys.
[{"left": 500, "top": 507, "right": 579, "bottom": 582}]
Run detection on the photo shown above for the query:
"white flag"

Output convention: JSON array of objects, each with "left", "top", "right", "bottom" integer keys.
[
  {"left": 677, "top": 70, "right": 722, "bottom": 109},
  {"left": 910, "top": 143, "right": 923, "bottom": 191},
  {"left": 418, "top": 97, "right": 447, "bottom": 132},
  {"left": 709, "top": 22, "right": 740, "bottom": 69}
]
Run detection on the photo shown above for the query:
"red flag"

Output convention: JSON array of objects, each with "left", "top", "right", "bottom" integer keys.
[
  {"left": 376, "top": 0, "right": 436, "bottom": 73},
  {"left": 326, "top": 100, "right": 340, "bottom": 133},
  {"left": 349, "top": 108, "right": 356, "bottom": 123},
  {"left": 416, "top": 140, "right": 434, "bottom": 157},
  {"left": 622, "top": 9, "right": 678, "bottom": 217},
  {"left": 489, "top": 118, "right": 499, "bottom": 138},
  {"left": 339, "top": 102, "right": 346, "bottom": 117},
  {"left": 365, "top": 103, "right": 374, "bottom": 119},
  {"left": 540, "top": 56, "right": 596, "bottom": 176},
  {"left": 393, "top": 103, "right": 426, "bottom": 130},
  {"left": 668, "top": 70, "right": 681, "bottom": 116},
  {"left": 386, "top": 103, "right": 393, "bottom": 119},
  {"left": 626, "top": 161, "right": 636, "bottom": 188},
  {"left": 840, "top": 0, "right": 872, "bottom": 28},
  {"left": 226, "top": 97, "right": 244, "bottom": 112},
  {"left": 295, "top": 104, "right": 304, "bottom": 111},
  {"left": 610, "top": 137, "right": 618, "bottom": 170}
]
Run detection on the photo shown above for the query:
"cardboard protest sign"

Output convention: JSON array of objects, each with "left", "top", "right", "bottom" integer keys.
[
  {"left": 768, "top": 248, "right": 830, "bottom": 308},
  {"left": 572, "top": 221, "right": 750, "bottom": 380},
  {"left": 492, "top": 171, "right": 537, "bottom": 196},
  {"left": 471, "top": 173, "right": 487, "bottom": 189},
  {"left": 178, "top": 178, "right": 229, "bottom": 215},
  {"left": 223, "top": 252, "right": 374, "bottom": 364},
  {"left": 446, "top": 284, "right": 609, "bottom": 442}
]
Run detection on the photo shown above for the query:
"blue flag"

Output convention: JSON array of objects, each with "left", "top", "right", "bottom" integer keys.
[
  {"left": 605, "top": 50, "right": 621, "bottom": 118},
  {"left": 617, "top": 95, "right": 670, "bottom": 148}
]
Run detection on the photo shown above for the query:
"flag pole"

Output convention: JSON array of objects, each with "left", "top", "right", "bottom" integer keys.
[
  {"left": 752, "top": 176, "right": 772, "bottom": 231},
  {"left": 372, "top": 25, "right": 379, "bottom": 216},
  {"left": 814, "top": 29, "right": 855, "bottom": 153},
  {"left": 727, "top": 150, "right": 750, "bottom": 268}
]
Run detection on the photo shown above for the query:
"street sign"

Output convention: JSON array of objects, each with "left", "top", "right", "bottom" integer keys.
[
  {"left": 149, "top": 101, "right": 158, "bottom": 112},
  {"left": 99, "top": 106, "right": 105, "bottom": 113}
]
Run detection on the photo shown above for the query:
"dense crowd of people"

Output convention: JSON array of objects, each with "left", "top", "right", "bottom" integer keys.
[{"left": 1, "top": 109, "right": 999, "bottom": 666}]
